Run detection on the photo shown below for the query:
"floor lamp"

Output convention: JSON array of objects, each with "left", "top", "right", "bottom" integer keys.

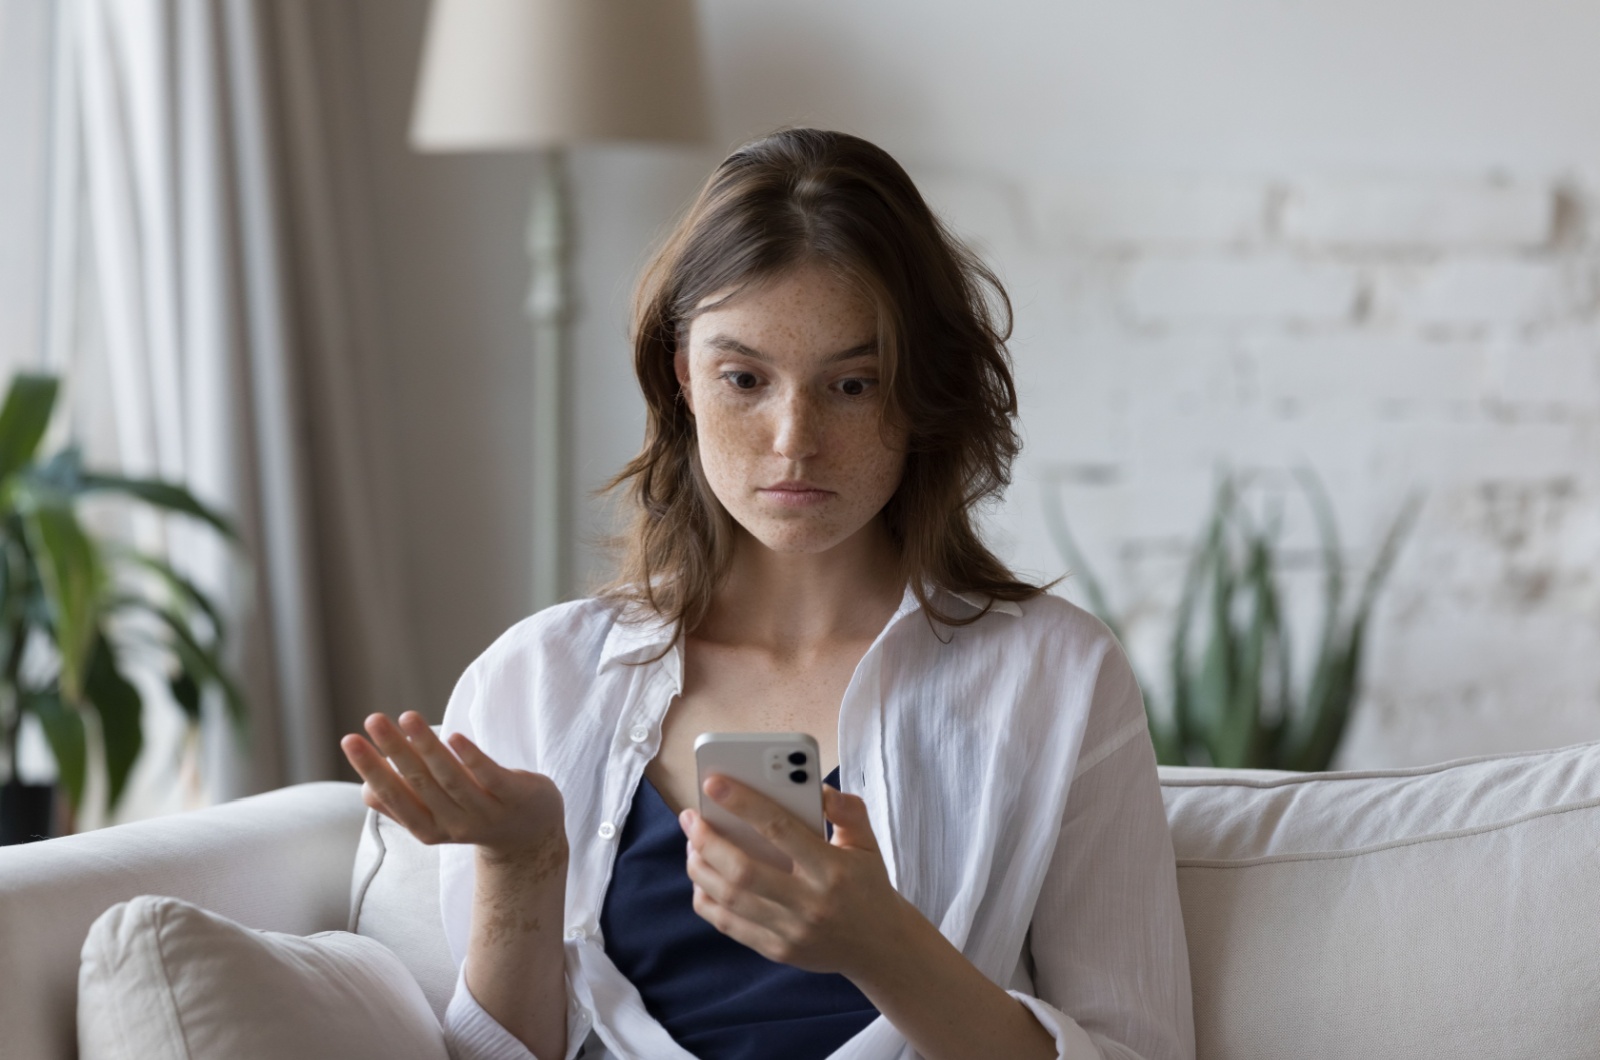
[{"left": 410, "top": 0, "right": 708, "bottom": 610}]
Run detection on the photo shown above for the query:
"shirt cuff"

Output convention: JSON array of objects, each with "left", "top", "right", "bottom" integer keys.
[
  {"left": 1009, "top": 989, "right": 1102, "bottom": 1060},
  {"left": 443, "top": 963, "right": 591, "bottom": 1060}
]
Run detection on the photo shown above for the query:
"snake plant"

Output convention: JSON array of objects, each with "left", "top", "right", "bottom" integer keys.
[
  {"left": 0, "top": 373, "right": 245, "bottom": 818},
  {"left": 1047, "top": 468, "right": 1420, "bottom": 771}
]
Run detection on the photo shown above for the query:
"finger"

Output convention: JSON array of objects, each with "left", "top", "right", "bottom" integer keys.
[
  {"left": 701, "top": 774, "right": 829, "bottom": 861},
  {"left": 443, "top": 730, "right": 514, "bottom": 799},
  {"left": 364, "top": 713, "right": 462, "bottom": 814},
  {"left": 822, "top": 787, "right": 879, "bottom": 853},
  {"left": 341, "top": 733, "right": 436, "bottom": 834},
  {"left": 395, "top": 712, "right": 495, "bottom": 811},
  {"left": 686, "top": 841, "right": 793, "bottom": 925},
  {"left": 686, "top": 807, "right": 799, "bottom": 903},
  {"left": 359, "top": 779, "right": 399, "bottom": 821},
  {"left": 690, "top": 882, "right": 795, "bottom": 963}
]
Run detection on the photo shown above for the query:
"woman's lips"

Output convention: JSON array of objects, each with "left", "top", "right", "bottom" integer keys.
[{"left": 758, "top": 483, "right": 835, "bottom": 507}]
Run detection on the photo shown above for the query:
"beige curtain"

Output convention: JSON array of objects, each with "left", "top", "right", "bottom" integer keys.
[{"left": 52, "top": 0, "right": 420, "bottom": 814}]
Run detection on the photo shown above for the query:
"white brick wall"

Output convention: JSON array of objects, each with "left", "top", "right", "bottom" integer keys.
[
  {"left": 1376, "top": 257, "right": 1578, "bottom": 327},
  {"left": 1121, "top": 255, "right": 1363, "bottom": 324},
  {"left": 1034, "top": 179, "right": 1269, "bottom": 248},
  {"left": 1280, "top": 178, "right": 1554, "bottom": 250},
  {"left": 1490, "top": 328, "right": 1600, "bottom": 411},
  {"left": 918, "top": 169, "right": 1600, "bottom": 768}
]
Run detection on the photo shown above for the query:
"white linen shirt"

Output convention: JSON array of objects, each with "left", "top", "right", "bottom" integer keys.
[{"left": 436, "top": 586, "right": 1196, "bottom": 1060}]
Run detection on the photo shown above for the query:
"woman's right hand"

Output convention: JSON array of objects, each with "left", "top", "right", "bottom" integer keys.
[{"left": 340, "top": 711, "right": 567, "bottom": 863}]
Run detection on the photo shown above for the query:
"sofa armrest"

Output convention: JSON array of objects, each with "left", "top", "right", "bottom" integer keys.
[{"left": 0, "top": 780, "right": 365, "bottom": 1060}]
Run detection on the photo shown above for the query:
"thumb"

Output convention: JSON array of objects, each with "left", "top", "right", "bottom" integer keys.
[{"left": 824, "top": 787, "right": 878, "bottom": 853}]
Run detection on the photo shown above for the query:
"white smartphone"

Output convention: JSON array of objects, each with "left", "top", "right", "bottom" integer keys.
[{"left": 693, "top": 732, "right": 826, "bottom": 871}]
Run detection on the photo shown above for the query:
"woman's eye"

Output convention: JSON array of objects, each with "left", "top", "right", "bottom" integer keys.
[
  {"left": 721, "top": 371, "right": 760, "bottom": 391},
  {"left": 838, "top": 378, "right": 874, "bottom": 397}
]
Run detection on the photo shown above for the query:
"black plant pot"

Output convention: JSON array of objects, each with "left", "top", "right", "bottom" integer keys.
[{"left": 0, "top": 780, "right": 55, "bottom": 845}]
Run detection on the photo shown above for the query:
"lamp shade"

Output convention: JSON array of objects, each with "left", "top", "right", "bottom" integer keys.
[{"left": 410, "top": 0, "right": 709, "bottom": 151}]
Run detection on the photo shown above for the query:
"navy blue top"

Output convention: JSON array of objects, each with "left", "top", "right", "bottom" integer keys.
[{"left": 598, "top": 765, "right": 879, "bottom": 1059}]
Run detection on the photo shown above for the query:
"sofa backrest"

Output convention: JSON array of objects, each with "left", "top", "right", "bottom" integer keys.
[
  {"left": 1161, "top": 739, "right": 1600, "bottom": 1059},
  {"left": 0, "top": 781, "right": 364, "bottom": 1060},
  {"left": 348, "top": 808, "right": 454, "bottom": 1020},
  {"left": 349, "top": 739, "right": 1600, "bottom": 1058}
]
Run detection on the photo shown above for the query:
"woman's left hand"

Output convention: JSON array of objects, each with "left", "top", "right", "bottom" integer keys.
[{"left": 678, "top": 776, "right": 912, "bottom": 979}]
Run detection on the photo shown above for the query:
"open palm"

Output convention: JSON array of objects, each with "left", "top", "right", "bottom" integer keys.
[{"left": 340, "top": 711, "right": 566, "bottom": 861}]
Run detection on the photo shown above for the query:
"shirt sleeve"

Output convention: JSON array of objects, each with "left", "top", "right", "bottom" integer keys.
[
  {"left": 436, "top": 661, "right": 591, "bottom": 1060},
  {"left": 442, "top": 963, "right": 591, "bottom": 1060},
  {"left": 1013, "top": 646, "right": 1197, "bottom": 1060}
]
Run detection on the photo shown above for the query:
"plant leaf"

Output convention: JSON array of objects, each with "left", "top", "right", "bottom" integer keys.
[
  {"left": 169, "top": 669, "right": 202, "bottom": 726},
  {"left": 15, "top": 487, "right": 104, "bottom": 703},
  {"left": 27, "top": 445, "right": 85, "bottom": 494},
  {"left": 83, "top": 632, "right": 143, "bottom": 813},
  {"left": 1293, "top": 627, "right": 1362, "bottom": 771},
  {"left": 78, "top": 474, "right": 238, "bottom": 542},
  {"left": 1040, "top": 478, "right": 1185, "bottom": 761},
  {"left": 1193, "top": 620, "right": 1231, "bottom": 766},
  {"left": 27, "top": 689, "right": 86, "bottom": 810},
  {"left": 1041, "top": 479, "right": 1122, "bottom": 637},
  {"left": 0, "top": 374, "right": 59, "bottom": 486},
  {"left": 142, "top": 603, "right": 247, "bottom": 738},
  {"left": 1197, "top": 479, "right": 1241, "bottom": 766},
  {"left": 1354, "top": 490, "right": 1425, "bottom": 622},
  {"left": 1294, "top": 492, "right": 1423, "bottom": 771},
  {"left": 1218, "top": 532, "right": 1275, "bottom": 767},
  {"left": 1171, "top": 473, "right": 1233, "bottom": 763},
  {"left": 102, "top": 592, "right": 246, "bottom": 730},
  {"left": 115, "top": 551, "right": 228, "bottom": 644}
]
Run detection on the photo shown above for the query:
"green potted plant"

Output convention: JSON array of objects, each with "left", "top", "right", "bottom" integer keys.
[
  {"left": 0, "top": 373, "right": 245, "bottom": 844},
  {"left": 1047, "top": 467, "right": 1420, "bottom": 770}
]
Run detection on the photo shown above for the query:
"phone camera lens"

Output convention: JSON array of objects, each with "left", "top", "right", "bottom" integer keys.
[
  {"left": 788, "top": 751, "right": 808, "bottom": 766},
  {"left": 789, "top": 769, "right": 809, "bottom": 783}
]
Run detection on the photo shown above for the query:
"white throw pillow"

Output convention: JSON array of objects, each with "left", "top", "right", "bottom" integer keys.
[
  {"left": 1159, "top": 739, "right": 1600, "bottom": 1060},
  {"left": 78, "top": 894, "right": 449, "bottom": 1060}
]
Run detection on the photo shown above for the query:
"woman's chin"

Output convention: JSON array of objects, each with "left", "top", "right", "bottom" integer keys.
[{"left": 734, "top": 517, "right": 857, "bottom": 557}]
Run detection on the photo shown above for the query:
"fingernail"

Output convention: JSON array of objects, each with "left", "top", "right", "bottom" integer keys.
[
  {"left": 705, "top": 777, "right": 729, "bottom": 800},
  {"left": 679, "top": 808, "right": 695, "bottom": 830}
]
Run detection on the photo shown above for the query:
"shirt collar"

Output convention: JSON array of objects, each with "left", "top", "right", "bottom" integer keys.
[
  {"left": 596, "top": 584, "right": 1021, "bottom": 674},
  {"left": 948, "top": 589, "right": 1024, "bottom": 618},
  {"left": 597, "top": 600, "right": 680, "bottom": 672}
]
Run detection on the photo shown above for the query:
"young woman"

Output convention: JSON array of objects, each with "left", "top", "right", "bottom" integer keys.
[{"left": 342, "top": 129, "right": 1195, "bottom": 1060}]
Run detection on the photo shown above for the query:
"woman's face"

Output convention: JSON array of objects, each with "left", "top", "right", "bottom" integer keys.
[{"left": 676, "top": 263, "right": 906, "bottom": 557}]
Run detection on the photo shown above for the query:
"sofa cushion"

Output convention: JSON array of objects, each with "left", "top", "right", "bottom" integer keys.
[
  {"left": 1159, "top": 739, "right": 1600, "bottom": 1060},
  {"left": 348, "top": 805, "right": 456, "bottom": 1019},
  {"left": 78, "top": 894, "right": 448, "bottom": 1060}
]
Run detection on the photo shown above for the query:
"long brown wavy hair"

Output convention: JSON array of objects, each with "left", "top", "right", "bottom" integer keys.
[{"left": 599, "top": 127, "right": 1048, "bottom": 633}]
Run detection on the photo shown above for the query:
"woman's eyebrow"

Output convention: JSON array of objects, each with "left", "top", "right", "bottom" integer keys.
[{"left": 706, "top": 335, "right": 877, "bottom": 363}]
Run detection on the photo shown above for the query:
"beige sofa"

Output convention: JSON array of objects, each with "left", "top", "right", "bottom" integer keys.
[{"left": 4, "top": 738, "right": 1599, "bottom": 1060}]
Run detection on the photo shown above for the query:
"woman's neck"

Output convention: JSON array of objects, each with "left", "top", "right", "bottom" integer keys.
[{"left": 696, "top": 520, "right": 905, "bottom": 654}]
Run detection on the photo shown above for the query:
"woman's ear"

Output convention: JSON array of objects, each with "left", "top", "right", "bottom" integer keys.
[{"left": 673, "top": 346, "right": 694, "bottom": 415}]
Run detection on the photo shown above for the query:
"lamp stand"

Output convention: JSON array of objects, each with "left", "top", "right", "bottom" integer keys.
[{"left": 526, "top": 146, "right": 570, "bottom": 611}]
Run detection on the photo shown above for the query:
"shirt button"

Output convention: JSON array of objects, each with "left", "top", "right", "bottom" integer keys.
[
  {"left": 597, "top": 821, "right": 617, "bottom": 840},
  {"left": 565, "top": 927, "right": 586, "bottom": 941},
  {"left": 629, "top": 725, "right": 649, "bottom": 743}
]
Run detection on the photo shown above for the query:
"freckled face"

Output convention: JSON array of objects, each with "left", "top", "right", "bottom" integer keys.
[{"left": 676, "top": 264, "right": 906, "bottom": 555}]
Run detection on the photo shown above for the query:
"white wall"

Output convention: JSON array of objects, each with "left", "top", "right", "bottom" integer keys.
[{"left": 359, "top": 0, "right": 1600, "bottom": 768}]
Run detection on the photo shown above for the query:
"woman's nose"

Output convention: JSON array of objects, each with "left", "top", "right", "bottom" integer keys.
[{"left": 771, "top": 387, "right": 822, "bottom": 460}]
